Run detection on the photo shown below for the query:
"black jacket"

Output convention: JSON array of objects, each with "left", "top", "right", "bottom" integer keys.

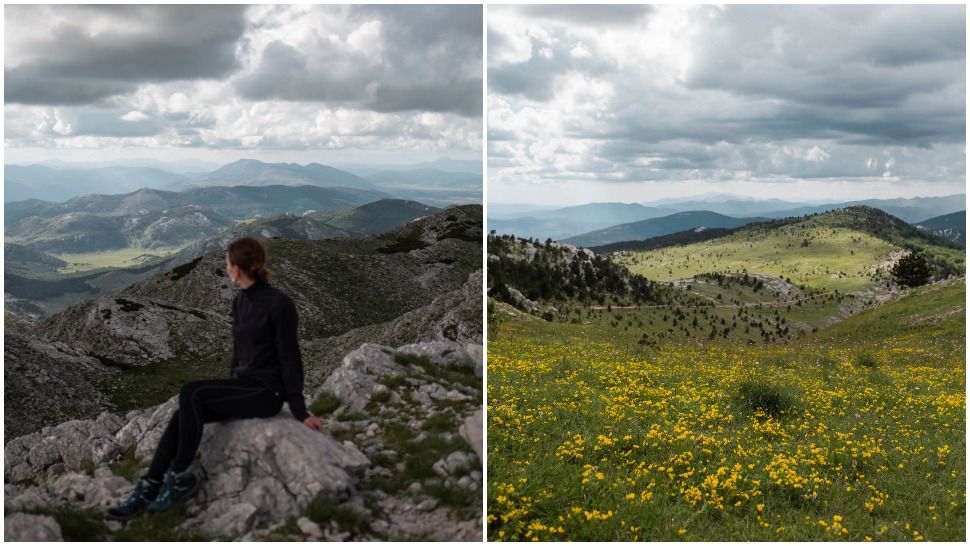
[{"left": 229, "top": 277, "right": 310, "bottom": 421}]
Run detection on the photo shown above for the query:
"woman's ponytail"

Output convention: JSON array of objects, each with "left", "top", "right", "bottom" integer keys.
[{"left": 227, "top": 236, "right": 273, "bottom": 281}]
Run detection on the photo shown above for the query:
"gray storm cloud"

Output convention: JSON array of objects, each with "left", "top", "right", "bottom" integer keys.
[
  {"left": 4, "top": 4, "right": 483, "bottom": 158},
  {"left": 237, "top": 5, "right": 482, "bottom": 117},
  {"left": 487, "top": 4, "right": 965, "bottom": 202},
  {"left": 5, "top": 5, "right": 247, "bottom": 105}
]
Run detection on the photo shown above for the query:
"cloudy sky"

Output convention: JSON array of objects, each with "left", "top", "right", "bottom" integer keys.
[
  {"left": 5, "top": 4, "right": 482, "bottom": 166},
  {"left": 488, "top": 5, "right": 965, "bottom": 205}
]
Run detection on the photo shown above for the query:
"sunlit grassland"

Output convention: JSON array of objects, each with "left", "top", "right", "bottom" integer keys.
[
  {"left": 487, "top": 282, "right": 966, "bottom": 541},
  {"left": 617, "top": 227, "right": 896, "bottom": 292},
  {"left": 53, "top": 246, "right": 185, "bottom": 273}
]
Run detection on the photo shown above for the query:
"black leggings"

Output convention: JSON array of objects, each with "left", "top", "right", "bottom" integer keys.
[{"left": 145, "top": 376, "right": 283, "bottom": 480}]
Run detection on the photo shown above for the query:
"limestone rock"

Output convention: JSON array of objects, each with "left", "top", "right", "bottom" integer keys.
[
  {"left": 321, "top": 341, "right": 479, "bottom": 412},
  {"left": 459, "top": 409, "right": 483, "bottom": 460},
  {"left": 188, "top": 410, "right": 369, "bottom": 537},
  {"left": 5, "top": 412, "right": 126, "bottom": 484},
  {"left": 4, "top": 513, "right": 63, "bottom": 542},
  {"left": 296, "top": 516, "right": 323, "bottom": 539}
]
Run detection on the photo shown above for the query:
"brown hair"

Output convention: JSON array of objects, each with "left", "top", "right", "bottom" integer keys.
[{"left": 227, "top": 236, "right": 272, "bottom": 281}]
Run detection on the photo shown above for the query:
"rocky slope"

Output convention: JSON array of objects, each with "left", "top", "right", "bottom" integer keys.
[
  {"left": 4, "top": 205, "right": 483, "bottom": 541},
  {"left": 5, "top": 335, "right": 482, "bottom": 541},
  {"left": 6, "top": 206, "right": 237, "bottom": 254}
]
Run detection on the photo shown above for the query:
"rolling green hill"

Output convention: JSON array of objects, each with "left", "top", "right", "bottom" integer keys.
[
  {"left": 486, "top": 205, "right": 965, "bottom": 542},
  {"left": 615, "top": 206, "right": 964, "bottom": 291}
]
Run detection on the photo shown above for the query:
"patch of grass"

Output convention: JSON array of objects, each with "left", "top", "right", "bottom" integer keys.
[
  {"left": 423, "top": 482, "right": 477, "bottom": 508},
  {"left": 394, "top": 351, "right": 480, "bottom": 390},
  {"left": 111, "top": 444, "right": 142, "bottom": 481},
  {"left": 382, "top": 421, "right": 417, "bottom": 450},
  {"left": 421, "top": 412, "right": 456, "bottom": 433},
  {"left": 79, "top": 460, "right": 98, "bottom": 476},
  {"left": 309, "top": 391, "right": 341, "bottom": 416},
  {"left": 101, "top": 354, "right": 225, "bottom": 413},
  {"left": 853, "top": 351, "right": 879, "bottom": 368},
  {"left": 31, "top": 507, "right": 107, "bottom": 541},
  {"left": 393, "top": 352, "right": 434, "bottom": 369},
  {"left": 260, "top": 518, "right": 303, "bottom": 541},
  {"left": 168, "top": 256, "right": 203, "bottom": 282},
  {"left": 379, "top": 374, "right": 408, "bottom": 389},
  {"left": 112, "top": 504, "right": 209, "bottom": 541},
  {"left": 732, "top": 380, "right": 799, "bottom": 419},
  {"left": 336, "top": 410, "right": 369, "bottom": 422},
  {"left": 370, "top": 389, "right": 392, "bottom": 404},
  {"left": 403, "top": 434, "right": 468, "bottom": 482},
  {"left": 304, "top": 495, "right": 366, "bottom": 533}
]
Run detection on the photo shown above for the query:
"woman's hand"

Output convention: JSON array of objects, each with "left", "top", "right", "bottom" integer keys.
[{"left": 303, "top": 415, "right": 325, "bottom": 432}]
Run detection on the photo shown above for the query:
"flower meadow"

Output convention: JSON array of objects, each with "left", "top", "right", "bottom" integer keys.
[{"left": 487, "top": 283, "right": 965, "bottom": 541}]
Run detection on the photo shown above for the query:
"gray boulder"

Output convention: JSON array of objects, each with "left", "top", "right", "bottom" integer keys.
[
  {"left": 5, "top": 397, "right": 369, "bottom": 539},
  {"left": 321, "top": 341, "right": 479, "bottom": 412},
  {"left": 460, "top": 409, "right": 483, "bottom": 460},
  {"left": 4, "top": 513, "right": 63, "bottom": 542}
]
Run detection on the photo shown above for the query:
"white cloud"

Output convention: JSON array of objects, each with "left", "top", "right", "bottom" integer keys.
[
  {"left": 4, "top": 4, "right": 482, "bottom": 163},
  {"left": 120, "top": 111, "right": 150, "bottom": 122},
  {"left": 487, "top": 4, "right": 965, "bottom": 204}
]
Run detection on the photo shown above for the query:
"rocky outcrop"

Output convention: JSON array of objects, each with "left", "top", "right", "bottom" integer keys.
[
  {"left": 5, "top": 399, "right": 370, "bottom": 540},
  {"left": 301, "top": 269, "right": 483, "bottom": 389},
  {"left": 506, "top": 287, "right": 539, "bottom": 312},
  {"left": 39, "top": 296, "right": 229, "bottom": 366},
  {"left": 4, "top": 333, "right": 115, "bottom": 442},
  {"left": 4, "top": 339, "right": 482, "bottom": 541},
  {"left": 4, "top": 512, "right": 63, "bottom": 541}
]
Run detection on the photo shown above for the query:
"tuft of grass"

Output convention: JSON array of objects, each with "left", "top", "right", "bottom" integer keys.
[
  {"left": 733, "top": 380, "right": 798, "bottom": 418},
  {"left": 35, "top": 507, "right": 107, "bottom": 541},
  {"left": 379, "top": 374, "right": 408, "bottom": 389},
  {"left": 111, "top": 445, "right": 142, "bottom": 481},
  {"left": 423, "top": 482, "right": 477, "bottom": 508},
  {"left": 370, "top": 390, "right": 392, "bottom": 404},
  {"left": 393, "top": 352, "right": 435, "bottom": 369},
  {"left": 421, "top": 412, "right": 455, "bottom": 433},
  {"left": 112, "top": 504, "right": 209, "bottom": 541},
  {"left": 309, "top": 391, "right": 341, "bottom": 416},
  {"left": 304, "top": 495, "right": 366, "bottom": 533},
  {"left": 259, "top": 518, "right": 303, "bottom": 541},
  {"left": 336, "top": 410, "right": 368, "bottom": 422},
  {"left": 853, "top": 351, "right": 879, "bottom": 368}
]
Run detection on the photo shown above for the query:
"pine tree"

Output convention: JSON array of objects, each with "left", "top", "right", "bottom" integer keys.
[{"left": 890, "top": 251, "right": 931, "bottom": 287}]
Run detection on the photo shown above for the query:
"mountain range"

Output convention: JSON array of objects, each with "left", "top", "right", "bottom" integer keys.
[
  {"left": 5, "top": 198, "right": 450, "bottom": 320},
  {"left": 488, "top": 195, "right": 966, "bottom": 244},
  {"left": 562, "top": 211, "right": 768, "bottom": 247},
  {"left": 4, "top": 158, "right": 483, "bottom": 205},
  {"left": 915, "top": 211, "right": 965, "bottom": 247}
]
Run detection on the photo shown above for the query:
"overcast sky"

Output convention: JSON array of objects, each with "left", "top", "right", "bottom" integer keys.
[
  {"left": 488, "top": 5, "right": 966, "bottom": 205},
  {"left": 5, "top": 4, "right": 482, "bottom": 166}
]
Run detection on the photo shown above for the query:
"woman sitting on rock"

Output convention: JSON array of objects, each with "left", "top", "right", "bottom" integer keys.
[{"left": 106, "top": 236, "right": 325, "bottom": 521}]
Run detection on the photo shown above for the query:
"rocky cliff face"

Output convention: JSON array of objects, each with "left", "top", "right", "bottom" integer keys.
[{"left": 4, "top": 205, "right": 483, "bottom": 541}]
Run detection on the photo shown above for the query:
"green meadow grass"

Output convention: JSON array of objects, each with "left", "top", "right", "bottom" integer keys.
[{"left": 487, "top": 281, "right": 965, "bottom": 541}]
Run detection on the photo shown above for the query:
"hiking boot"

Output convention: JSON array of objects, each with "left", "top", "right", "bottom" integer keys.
[
  {"left": 147, "top": 464, "right": 201, "bottom": 512},
  {"left": 104, "top": 477, "right": 162, "bottom": 521}
]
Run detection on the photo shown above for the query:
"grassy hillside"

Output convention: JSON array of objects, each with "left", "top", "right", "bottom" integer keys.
[
  {"left": 486, "top": 206, "right": 965, "bottom": 541},
  {"left": 616, "top": 207, "right": 964, "bottom": 292}
]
